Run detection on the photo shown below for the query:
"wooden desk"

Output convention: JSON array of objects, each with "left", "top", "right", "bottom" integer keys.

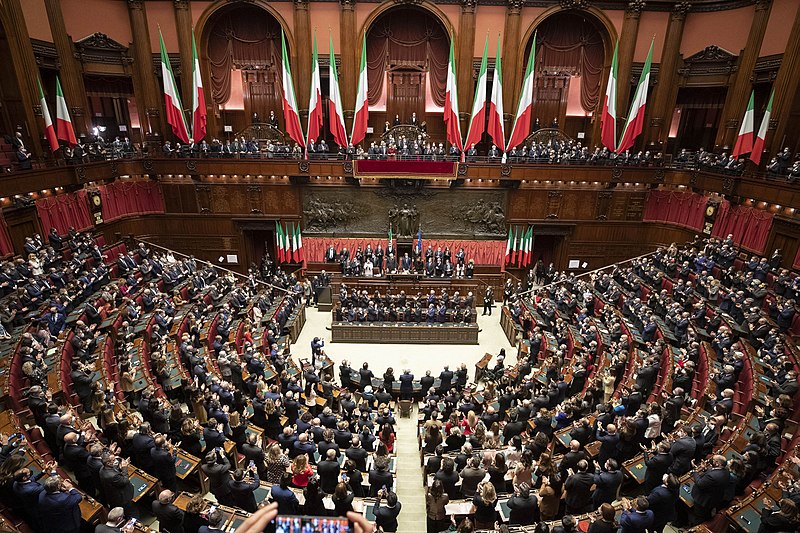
[{"left": 331, "top": 322, "right": 479, "bottom": 344}]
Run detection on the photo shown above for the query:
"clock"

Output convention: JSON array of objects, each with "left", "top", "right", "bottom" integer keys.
[
  {"left": 705, "top": 204, "right": 716, "bottom": 218},
  {"left": 92, "top": 194, "right": 101, "bottom": 207}
]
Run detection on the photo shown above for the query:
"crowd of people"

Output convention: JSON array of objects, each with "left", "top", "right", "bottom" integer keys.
[
  {"left": 334, "top": 287, "right": 476, "bottom": 324},
  {"left": 324, "top": 243, "right": 475, "bottom": 279}
]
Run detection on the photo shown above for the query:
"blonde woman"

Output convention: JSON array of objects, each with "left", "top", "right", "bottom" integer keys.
[
  {"left": 472, "top": 482, "right": 497, "bottom": 529},
  {"left": 264, "top": 443, "right": 290, "bottom": 483}
]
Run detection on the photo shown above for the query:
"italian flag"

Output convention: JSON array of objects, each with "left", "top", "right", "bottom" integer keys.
[
  {"left": 464, "top": 36, "right": 489, "bottom": 151},
  {"left": 617, "top": 38, "right": 654, "bottom": 154},
  {"left": 504, "top": 227, "right": 513, "bottom": 265},
  {"left": 519, "top": 226, "right": 532, "bottom": 267},
  {"left": 487, "top": 34, "right": 505, "bottom": 151},
  {"left": 159, "top": 28, "right": 190, "bottom": 143},
  {"left": 732, "top": 90, "right": 755, "bottom": 159},
  {"left": 55, "top": 76, "right": 77, "bottom": 147},
  {"left": 508, "top": 32, "right": 536, "bottom": 150},
  {"left": 276, "top": 222, "right": 285, "bottom": 263},
  {"left": 351, "top": 37, "right": 369, "bottom": 146},
  {"left": 191, "top": 29, "right": 206, "bottom": 142},
  {"left": 444, "top": 39, "right": 462, "bottom": 151},
  {"left": 295, "top": 224, "right": 304, "bottom": 264},
  {"left": 307, "top": 34, "right": 323, "bottom": 147},
  {"left": 328, "top": 36, "right": 349, "bottom": 148},
  {"left": 281, "top": 31, "right": 305, "bottom": 147},
  {"left": 290, "top": 222, "right": 298, "bottom": 263},
  {"left": 751, "top": 89, "right": 773, "bottom": 166},
  {"left": 600, "top": 40, "right": 619, "bottom": 152},
  {"left": 38, "top": 78, "right": 58, "bottom": 152},
  {"left": 511, "top": 226, "right": 519, "bottom": 265}
]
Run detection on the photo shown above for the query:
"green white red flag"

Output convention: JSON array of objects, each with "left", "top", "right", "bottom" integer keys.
[
  {"left": 617, "top": 38, "right": 653, "bottom": 154},
  {"left": 281, "top": 31, "right": 305, "bottom": 147},
  {"left": 191, "top": 29, "right": 206, "bottom": 142},
  {"left": 443, "top": 39, "right": 462, "bottom": 151},
  {"left": 276, "top": 222, "right": 285, "bottom": 263},
  {"left": 159, "top": 28, "right": 190, "bottom": 143},
  {"left": 505, "top": 227, "right": 513, "bottom": 265},
  {"left": 38, "top": 78, "right": 59, "bottom": 152},
  {"left": 295, "top": 224, "right": 304, "bottom": 264},
  {"left": 508, "top": 32, "right": 536, "bottom": 150},
  {"left": 751, "top": 89, "right": 773, "bottom": 166},
  {"left": 328, "top": 35, "right": 349, "bottom": 148},
  {"left": 464, "top": 36, "right": 489, "bottom": 151},
  {"left": 732, "top": 90, "right": 755, "bottom": 159},
  {"left": 487, "top": 34, "right": 505, "bottom": 151},
  {"left": 55, "top": 76, "right": 77, "bottom": 147},
  {"left": 351, "top": 37, "right": 369, "bottom": 146},
  {"left": 600, "top": 40, "right": 619, "bottom": 152},
  {"left": 307, "top": 33, "right": 323, "bottom": 147}
]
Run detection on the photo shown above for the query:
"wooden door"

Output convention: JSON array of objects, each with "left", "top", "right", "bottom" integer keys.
[
  {"left": 387, "top": 70, "right": 425, "bottom": 125},
  {"left": 534, "top": 74, "right": 570, "bottom": 130},
  {"left": 242, "top": 69, "right": 280, "bottom": 127}
]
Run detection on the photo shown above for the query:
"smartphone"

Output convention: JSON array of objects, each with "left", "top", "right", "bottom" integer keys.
[
  {"left": 125, "top": 518, "right": 137, "bottom": 529},
  {"left": 248, "top": 460, "right": 255, "bottom": 469},
  {"left": 274, "top": 515, "right": 349, "bottom": 533}
]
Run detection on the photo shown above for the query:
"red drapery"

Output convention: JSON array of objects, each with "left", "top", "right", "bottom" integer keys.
[
  {"left": 0, "top": 209, "right": 13, "bottom": 257},
  {"left": 36, "top": 190, "right": 92, "bottom": 236},
  {"left": 366, "top": 9, "right": 449, "bottom": 107},
  {"left": 303, "top": 237, "right": 506, "bottom": 265},
  {"left": 642, "top": 190, "right": 708, "bottom": 231},
  {"left": 99, "top": 180, "right": 165, "bottom": 222},
  {"left": 793, "top": 248, "right": 800, "bottom": 270},
  {"left": 711, "top": 200, "right": 774, "bottom": 254}
]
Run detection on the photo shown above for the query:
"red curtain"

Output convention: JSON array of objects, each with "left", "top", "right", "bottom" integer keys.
[
  {"left": 711, "top": 200, "right": 774, "bottom": 254},
  {"left": 366, "top": 9, "right": 449, "bottom": 106},
  {"left": 643, "top": 190, "right": 708, "bottom": 231},
  {"left": 0, "top": 209, "right": 13, "bottom": 257},
  {"left": 793, "top": 247, "right": 800, "bottom": 270},
  {"left": 303, "top": 237, "right": 506, "bottom": 265},
  {"left": 99, "top": 180, "right": 165, "bottom": 222},
  {"left": 36, "top": 190, "right": 92, "bottom": 236}
]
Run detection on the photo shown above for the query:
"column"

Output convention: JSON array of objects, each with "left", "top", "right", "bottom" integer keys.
[
  {"left": 502, "top": 0, "right": 523, "bottom": 129},
  {"left": 457, "top": 0, "right": 477, "bottom": 126},
  {"left": 767, "top": 1, "right": 800, "bottom": 155},
  {"left": 616, "top": 0, "right": 645, "bottom": 115},
  {"left": 3, "top": 0, "right": 44, "bottom": 156},
  {"left": 643, "top": 1, "right": 690, "bottom": 150},
  {"left": 127, "top": 0, "right": 163, "bottom": 139},
  {"left": 44, "top": 0, "right": 90, "bottom": 136},
  {"left": 339, "top": 0, "right": 357, "bottom": 119},
  {"left": 715, "top": 0, "right": 772, "bottom": 149},
  {"left": 293, "top": 0, "right": 312, "bottom": 118},
  {"left": 173, "top": 0, "right": 194, "bottom": 115}
]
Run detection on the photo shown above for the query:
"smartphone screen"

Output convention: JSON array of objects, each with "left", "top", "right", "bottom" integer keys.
[{"left": 274, "top": 515, "right": 350, "bottom": 533}]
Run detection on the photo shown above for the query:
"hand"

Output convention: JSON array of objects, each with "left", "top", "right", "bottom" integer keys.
[
  {"left": 236, "top": 502, "right": 279, "bottom": 533},
  {"left": 347, "top": 511, "right": 377, "bottom": 533}
]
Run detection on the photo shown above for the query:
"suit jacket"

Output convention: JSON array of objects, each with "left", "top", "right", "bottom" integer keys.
[
  {"left": 592, "top": 470, "right": 622, "bottom": 507},
  {"left": 131, "top": 433, "right": 156, "bottom": 470},
  {"left": 646, "top": 485, "right": 678, "bottom": 529},
  {"left": 317, "top": 458, "right": 341, "bottom": 494},
  {"left": 668, "top": 436, "right": 696, "bottom": 475},
  {"left": 95, "top": 525, "right": 121, "bottom": 533},
  {"left": 619, "top": 509, "right": 654, "bottom": 533},
  {"left": 691, "top": 467, "right": 729, "bottom": 508},
  {"left": 201, "top": 457, "right": 232, "bottom": 497},
  {"left": 151, "top": 447, "right": 177, "bottom": 486},
  {"left": 38, "top": 489, "right": 83, "bottom": 533},
  {"left": 99, "top": 466, "right": 134, "bottom": 508},
  {"left": 152, "top": 501, "right": 185, "bottom": 533},
  {"left": 226, "top": 474, "right": 259, "bottom": 513},
  {"left": 643, "top": 452, "right": 672, "bottom": 492}
]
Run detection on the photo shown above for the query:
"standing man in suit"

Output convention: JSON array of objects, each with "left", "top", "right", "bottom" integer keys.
[
  {"left": 690, "top": 455, "right": 730, "bottom": 524},
  {"left": 641, "top": 441, "right": 673, "bottom": 493},
  {"left": 667, "top": 427, "right": 696, "bottom": 476},
  {"left": 99, "top": 454, "right": 138, "bottom": 518},
  {"left": 226, "top": 466, "right": 260, "bottom": 513},
  {"left": 151, "top": 490, "right": 185, "bottom": 533},
  {"left": 150, "top": 436, "right": 178, "bottom": 492},
  {"left": 318, "top": 449, "right": 341, "bottom": 494},
  {"left": 399, "top": 370, "right": 414, "bottom": 400},
  {"left": 37, "top": 476, "right": 83, "bottom": 533},
  {"left": 12, "top": 464, "right": 52, "bottom": 529},
  {"left": 201, "top": 449, "right": 232, "bottom": 505},
  {"left": 619, "top": 497, "right": 654, "bottom": 533},
  {"left": 95, "top": 506, "right": 133, "bottom": 533},
  {"left": 564, "top": 460, "right": 595, "bottom": 515},
  {"left": 438, "top": 366, "right": 454, "bottom": 393}
]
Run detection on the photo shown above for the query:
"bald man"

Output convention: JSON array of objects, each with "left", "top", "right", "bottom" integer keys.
[{"left": 152, "top": 490, "right": 184, "bottom": 533}]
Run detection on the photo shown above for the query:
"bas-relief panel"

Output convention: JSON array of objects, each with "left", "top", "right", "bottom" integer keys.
[{"left": 301, "top": 188, "right": 508, "bottom": 238}]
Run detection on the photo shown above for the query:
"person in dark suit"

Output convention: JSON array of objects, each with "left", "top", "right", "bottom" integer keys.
[
  {"left": 359, "top": 363, "right": 374, "bottom": 390},
  {"left": 507, "top": 482, "right": 539, "bottom": 525},
  {"left": 202, "top": 420, "right": 227, "bottom": 450},
  {"left": 667, "top": 428, "right": 696, "bottom": 476},
  {"left": 150, "top": 436, "right": 178, "bottom": 492},
  {"left": 241, "top": 433, "right": 266, "bottom": 478},
  {"left": 226, "top": 467, "right": 260, "bottom": 513},
  {"left": 38, "top": 476, "right": 83, "bottom": 533},
  {"left": 438, "top": 366, "right": 454, "bottom": 392},
  {"left": 399, "top": 370, "right": 414, "bottom": 400},
  {"left": 200, "top": 450, "right": 232, "bottom": 506},
  {"left": 619, "top": 497, "right": 654, "bottom": 533},
  {"left": 95, "top": 506, "right": 127, "bottom": 533},
  {"left": 690, "top": 455, "right": 730, "bottom": 524},
  {"left": 646, "top": 474, "right": 679, "bottom": 533},
  {"left": 564, "top": 459, "right": 594, "bottom": 515},
  {"left": 758, "top": 498, "right": 800, "bottom": 533},
  {"left": 131, "top": 423, "right": 156, "bottom": 471},
  {"left": 318, "top": 448, "right": 341, "bottom": 494},
  {"left": 198, "top": 509, "right": 226, "bottom": 533},
  {"left": 374, "top": 490, "right": 402, "bottom": 533},
  {"left": 369, "top": 455, "right": 394, "bottom": 497},
  {"left": 270, "top": 472, "right": 300, "bottom": 515},
  {"left": 99, "top": 455, "right": 137, "bottom": 518},
  {"left": 152, "top": 490, "right": 185, "bottom": 533},
  {"left": 642, "top": 441, "right": 673, "bottom": 493},
  {"left": 592, "top": 459, "right": 623, "bottom": 507},
  {"left": 12, "top": 465, "right": 50, "bottom": 529},
  {"left": 595, "top": 424, "right": 620, "bottom": 465}
]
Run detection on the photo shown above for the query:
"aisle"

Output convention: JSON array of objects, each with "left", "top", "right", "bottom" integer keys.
[{"left": 394, "top": 404, "right": 427, "bottom": 533}]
